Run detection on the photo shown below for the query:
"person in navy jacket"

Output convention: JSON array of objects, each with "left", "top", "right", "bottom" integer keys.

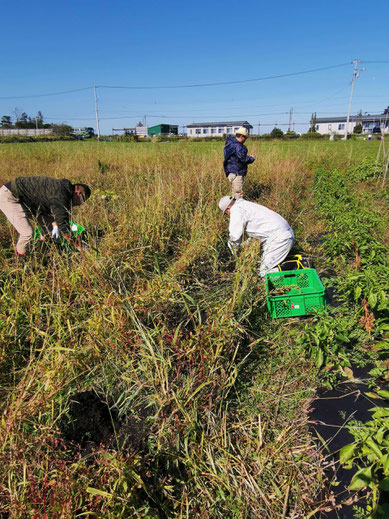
[{"left": 223, "top": 126, "right": 255, "bottom": 198}]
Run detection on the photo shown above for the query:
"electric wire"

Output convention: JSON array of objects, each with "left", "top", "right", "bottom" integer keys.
[
  {"left": 97, "top": 63, "right": 351, "bottom": 90},
  {"left": 0, "top": 87, "right": 92, "bottom": 100},
  {"left": 0, "top": 62, "right": 354, "bottom": 99}
]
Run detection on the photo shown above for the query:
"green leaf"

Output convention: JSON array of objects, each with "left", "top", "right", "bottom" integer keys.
[
  {"left": 372, "top": 407, "right": 389, "bottom": 419},
  {"left": 335, "top": 333, "right": 350, "bottom": 343},
  {"left": 86, "top": 487, "right": 113, "bottom": 498},
  {"left": 377, "top": 390, "right": 389, "bottom": 400},
  {"left": 382, "top": 454, "right": 389, "bottom": 475},
  {"left": 315, "top": 348, "right": 324, "bottom": 369},
  {"left": 366, "top": 438, "right": 383, "bottom": 460},
  {"left": 368, "top": 292, "right": 377, "bottom": 309},
  {"left": 340, "top": 443, "right": 357, "bottom": 464},
  {"left": 376, "top": 428, "right": 385, "bottom": 444},
  {"left": 373, "top": 341, "right": 389, "bottom": 350},
  {"left": 182, "top": 292, "right": 196, "bottom": 305},
  {"left": 379, "top": 477, "right": 389, "bottom": 491},
  {"left": 349, "top": 466, "right": 373, "bottom": 491},
  {"left": 365, "top": 392, "right": 383, "bottom": 400},
  {"left": 354, "top": 286, "right": 362, "bottom": 300}
]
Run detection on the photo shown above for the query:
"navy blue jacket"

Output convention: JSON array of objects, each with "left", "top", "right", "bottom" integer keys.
[{"left": 223, "top": 135, "right": 255, "bottom": 177}]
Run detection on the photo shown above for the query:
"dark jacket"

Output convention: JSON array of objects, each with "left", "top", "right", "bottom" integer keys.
[
  {"left": 9, "top": 176, "right": 74, "bottom": 234},
  {"left": 223, "top": 135, "right": 255, "bottom": 177}
]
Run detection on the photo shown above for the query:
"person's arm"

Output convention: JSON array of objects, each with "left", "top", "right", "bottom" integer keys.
[
  {"left": 50, "top": 202, "right": 81, "bottom": 249},
  {"left": 235, "top": 144, "right": 255, "bottom": 164},
  {"left": 50, "top": 202, "right": 70, "bottom": 235},
  {"left": 228, "top": 209, "right": 245, "bottom": 252}
]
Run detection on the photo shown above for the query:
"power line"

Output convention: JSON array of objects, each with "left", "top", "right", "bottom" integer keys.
[
  {"left": 46, "top": 108, "right": 386, "bottom": 122},
  {"left": 0, "top": 86, "right": 92, "bottom": 100},
  {"left": 0, "top": 60, "right": 387, "bottom": 101},
  {"left": 96, "top": 62, "right": 351, "bottom": 90}
]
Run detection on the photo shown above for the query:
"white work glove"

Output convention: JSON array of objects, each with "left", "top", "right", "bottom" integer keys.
[
  {"left": 51, "top": 225, "right": 59, "bottom": 239},
  {"left": 227, "top": 240, "right": 239, "bottom": 255}
]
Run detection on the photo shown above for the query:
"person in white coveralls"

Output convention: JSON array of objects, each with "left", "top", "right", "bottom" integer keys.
[{"left": 218, "top": 196, "right": 294, "bottom": 277}]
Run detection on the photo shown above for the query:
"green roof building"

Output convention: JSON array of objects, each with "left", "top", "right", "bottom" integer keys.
[{"left": 148, "top": 124, "right": 178, "bottom": 137}]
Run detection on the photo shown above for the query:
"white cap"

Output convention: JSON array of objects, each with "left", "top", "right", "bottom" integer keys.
[
  {"left": 235, "top": 126, "right": 248, "bottom": 137},
  {"left": 218, "top": 196, "right": 235, "bottom": 214}
]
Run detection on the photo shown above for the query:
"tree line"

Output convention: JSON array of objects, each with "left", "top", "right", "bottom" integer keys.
[
  {"left": 0, "top": 110, "right": 51, "bottom": 129},
  {"left": 0, "top": 110, "right": 74, "bottom": 137}
]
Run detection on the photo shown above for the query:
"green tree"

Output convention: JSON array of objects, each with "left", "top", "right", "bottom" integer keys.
[
  {"left": 308, "top": 113, "right": 317, "bottom": 133},
  {"left": 353, "top": 123, "right": 362, "bottom": 134},
  {"left": 15, "top": 112, "right": 29, "bottom": 128},
  {"left": 270, "top": 127, "right": 284, "bottom": 139},
  {"left": 36, "top": 111, "right": 44, "bottom": 127},
  {"left": 1, "top": 115, "right": 12, "bottom": 127},
  {"left": 284, "top": 131, "right": 299, "bottom": 139},
  {"left": 51, "top": 124, "right": 73, "bottom": 138}
]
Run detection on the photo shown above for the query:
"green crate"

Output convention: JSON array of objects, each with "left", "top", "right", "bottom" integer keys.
[{"left": 265, "top": 268, "right": 326, "bottom": 318}]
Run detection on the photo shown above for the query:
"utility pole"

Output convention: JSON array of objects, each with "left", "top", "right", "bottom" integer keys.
[
  {"left": 344, "top": 60, "right": 365, "bottom": 140},
  {"left": 288, "top": 107, "right": 293, "bottom": 132},
  {"left": 257, "top": 122, "right": 260, "bottom": 135},
  {"left": 94, "top": 86, "right": 101, "bottom": 140}
]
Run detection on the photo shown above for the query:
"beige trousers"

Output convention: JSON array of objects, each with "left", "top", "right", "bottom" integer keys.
[
  {"left": 0, "top": 185, "right": 33, "bottom": 254},
  {"left": 227, "top": 173, "right": 243, "bottom": 199}
]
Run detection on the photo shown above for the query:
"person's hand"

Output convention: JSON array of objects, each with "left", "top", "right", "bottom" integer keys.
[{"left": 51, "top": 225, "right": 59, "bottom": 239}]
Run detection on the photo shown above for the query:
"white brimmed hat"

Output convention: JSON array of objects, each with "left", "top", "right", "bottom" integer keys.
[
  {"left": 218, "top": 196, "right": 235, "bottom": 214},
  {"left": 235, "top": 126, "right": 248, "bottom": 137}
]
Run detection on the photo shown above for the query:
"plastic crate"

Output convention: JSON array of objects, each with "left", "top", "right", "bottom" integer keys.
[{"left": 265, "top": 268, "right": 326, "bottom": 318}]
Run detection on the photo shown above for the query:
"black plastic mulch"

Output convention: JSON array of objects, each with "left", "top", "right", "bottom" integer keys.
[{"left": 309, "top": 364, "right": 389, "bottom": 518}]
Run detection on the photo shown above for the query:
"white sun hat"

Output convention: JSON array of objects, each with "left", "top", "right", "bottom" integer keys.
[
  {"left": 218, "top": 196, "right": 235, "bottom": 214},
  {"left": 235, "top": 126, "right": 248, "bottom": 137}
]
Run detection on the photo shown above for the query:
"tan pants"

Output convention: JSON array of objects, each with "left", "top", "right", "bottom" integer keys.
[
  {"left": 227, "top": 173, "right": 243, "bottom": 199},
  {"left": 0, "top": 185, "right": 34, "bottom": 254}
]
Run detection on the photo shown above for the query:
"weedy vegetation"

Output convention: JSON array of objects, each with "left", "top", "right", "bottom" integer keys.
[{"left": 0, "top": 139, "right": 387, "bottom": 517}]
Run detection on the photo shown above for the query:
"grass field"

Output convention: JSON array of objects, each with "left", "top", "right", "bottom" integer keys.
[{"left": 0, "top": 139, "right": 388, "bottom": 518}]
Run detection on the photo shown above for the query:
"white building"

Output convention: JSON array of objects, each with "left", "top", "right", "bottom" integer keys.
[
  {"left": 315, "top": 113, "right": 389, "bottom": 136},
  {"left": 135, "top": 124, "right": 148, "bottom": 137},
  {"left": 186, "top": 120, "right": 253, "bottom": 137}
]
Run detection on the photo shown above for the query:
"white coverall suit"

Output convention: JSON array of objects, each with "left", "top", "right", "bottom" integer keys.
[{"left": 227, "top": 199, "right": 294, "bottom": 277}]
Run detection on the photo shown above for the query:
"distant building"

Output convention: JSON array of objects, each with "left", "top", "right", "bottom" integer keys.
[
  {"left": 148, "top": 124, "right": 178, "bottom": 137},
  {"left": 112, "top": 128, "right": 136, "bottom": 135},
  {"left": 315, "top": 113, "right": 389, "bottom": 136},
  {"left": 136, "top": 124, "right": 148, "bottom": 137},
  {"left": 186, "top": 120, "right": 253, "bottom": 137}
]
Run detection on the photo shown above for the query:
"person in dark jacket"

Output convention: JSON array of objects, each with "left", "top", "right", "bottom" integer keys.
[
  {"left": 223, "top": 126, "right": 255, "bottom": 199},
  {"left": 0, "top": 176, "right": 91, "bottom": 255}
]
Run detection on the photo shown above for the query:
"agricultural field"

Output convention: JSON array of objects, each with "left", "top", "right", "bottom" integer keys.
[{"left": 0, "top": 139, "right": 388, "bottom": 518}]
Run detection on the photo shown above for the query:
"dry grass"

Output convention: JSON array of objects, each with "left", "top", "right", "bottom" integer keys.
[{"left": 0, "top": 139, "right": 381, "bottom": 517}]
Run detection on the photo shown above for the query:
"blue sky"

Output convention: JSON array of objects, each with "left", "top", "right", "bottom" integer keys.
[{"left": 1, "top": 0, "right": 388, "bottom": 134}]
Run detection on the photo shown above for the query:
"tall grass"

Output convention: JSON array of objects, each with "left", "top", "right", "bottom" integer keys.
[{"left": 0, "top": 140, "right": 382, "bottom": 517}]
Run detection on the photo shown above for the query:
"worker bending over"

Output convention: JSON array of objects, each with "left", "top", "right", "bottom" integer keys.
[
  {"left": 0, "top": 176, "right": 91, "bottom": 255},
  {"left": 219, "top": 196, "right": 294, "bottom": 277}
]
